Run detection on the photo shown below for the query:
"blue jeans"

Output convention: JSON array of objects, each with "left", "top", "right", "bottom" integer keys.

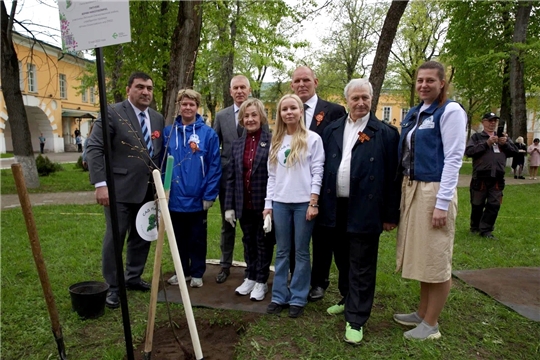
[{"left": 271, "top": 201, "right": 315, "bottom": 307}]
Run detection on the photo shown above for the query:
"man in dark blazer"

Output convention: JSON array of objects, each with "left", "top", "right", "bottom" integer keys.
[
  {"left": 213, "top": 75, "right": 269, "bottom": 284},
  {"left": 291, "top": 66, "right": 346, "bottom": 301},
  {"left": 87, "top": 72, "right": 165, "bottom": 308},
  {"left": 318, "top": 78, "right": 400, "bottom": 344}
]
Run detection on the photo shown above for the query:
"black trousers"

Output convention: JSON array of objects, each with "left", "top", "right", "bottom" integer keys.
[
  {"left": 470, "top": 177, "right": 504, "bottom": 235},
  {"left": 310, "top": 223, "right": 333, "bottom": 289},
  {"left": 239, "top": 209, "right": 275, "bottom": 283},
  {"left": 332, "top": 198, "right": 380, "bottom": 328},
  {"left": 218, "top": 185, "right": 237, "bottom": 269}
]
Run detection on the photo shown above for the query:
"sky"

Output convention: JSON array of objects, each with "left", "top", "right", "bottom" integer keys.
[{"left": 7, "top": 0, "right": 330, "bottom": 82}]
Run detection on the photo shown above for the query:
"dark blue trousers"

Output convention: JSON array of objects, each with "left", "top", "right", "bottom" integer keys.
[{"left": 170, "top": 210, "right": 208, "bottom": 278}]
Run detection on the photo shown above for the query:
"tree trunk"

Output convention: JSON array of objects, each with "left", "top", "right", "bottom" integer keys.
[
  {"left": 159, "top": 0, "right": 171, "bottom": 114},
  {"left": 369, "top": 0, "right": 409, "bottom": 111},
  {"left": 1, "top": 2, "right": 39, "bottom": 188},
  {"left": 509, "top": 2, "right": 532, "bottom": 140},
  {"left": 220, "top": 1, "right": 240, "bottom": 109},
  {"left": 499, "top": 9, "right": 512, "bottom": 135},
  {"left": 163, "top": 1, "right": 203, "bottom": 124},
  {"left": 110, "top": 44, "right": 125, "bottom": 104}
]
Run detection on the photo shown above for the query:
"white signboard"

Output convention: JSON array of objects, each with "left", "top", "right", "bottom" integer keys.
[
  {"left": 136, "top": 201, "right": 161, "bottom": 242},
  {"left": 58, "top": 0, "right": 131, "bottom": 52}
]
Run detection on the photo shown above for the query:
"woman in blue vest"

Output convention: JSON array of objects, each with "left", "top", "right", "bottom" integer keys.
[{"left": 394, "top": 61, "right": 467, "bottom": 340}]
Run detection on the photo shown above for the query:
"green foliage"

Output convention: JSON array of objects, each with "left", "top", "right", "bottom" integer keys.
[
  {"left": 74, "top": 155, "right": 85, "bottom": 170},
  {"left": 315, "top": 0, "right": 388, "bottom": 101},
  {"left": 35, "top": 155, "right": 63, "bottom": 176}
]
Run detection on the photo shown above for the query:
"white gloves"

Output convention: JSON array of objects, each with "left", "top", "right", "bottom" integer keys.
[
  {"left": 203, "top": 200, "right": 214, "bottom": 211},
  {"left": 225, "top": 209, "right": 236, "bottom": 227},
  {"left": 263, "top": 214, "right": 272, "bottom": 233}
]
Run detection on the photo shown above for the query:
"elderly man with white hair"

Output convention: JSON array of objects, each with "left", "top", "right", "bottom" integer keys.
[{"left": 317, "top": 78, "right": 401, "bottom": 344}]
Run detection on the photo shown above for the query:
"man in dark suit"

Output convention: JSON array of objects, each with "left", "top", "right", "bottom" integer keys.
[
  {"left": 213, "top": 75, "right": 269, "bottom": 283},
  {"left": 318, "top": 78, "right": 400, "bottom": 344},
  {"left": 86, "top": 72, "right": 165, "bottom": 308},
  {"left": 291, "top": 66, "right": 346, "bottom": 301}
]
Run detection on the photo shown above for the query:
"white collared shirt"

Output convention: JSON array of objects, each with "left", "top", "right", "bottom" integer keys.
[
  {"left": 233, "top": 103, "right": 240, "bottom": 127},
  {"left": 304, "top": 94, "right": 318, "bottom": 129},
  {"left": 336, "top": 113, "right": 369, "bottom": 197},
  {"left": 129, "top": 100, "right": 151, "bottom": 133}
]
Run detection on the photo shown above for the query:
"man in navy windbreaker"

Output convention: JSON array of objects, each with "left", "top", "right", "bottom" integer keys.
[{"left": 163, "top": 89, "right": 221, "bottom": 288}]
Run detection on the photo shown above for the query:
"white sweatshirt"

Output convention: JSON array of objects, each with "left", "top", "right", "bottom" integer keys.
[{"left": 265, "top": 131, "right": 325, "bottom": 209}]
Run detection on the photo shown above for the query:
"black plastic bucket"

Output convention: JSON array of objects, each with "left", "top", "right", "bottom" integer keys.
[{"left": 69, "top": 281, "right": 109, "bottom": 319}]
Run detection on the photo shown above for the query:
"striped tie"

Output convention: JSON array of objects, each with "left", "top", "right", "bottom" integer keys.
[{"left": 139, "top": 112, "right": 154, "bottom": 157}]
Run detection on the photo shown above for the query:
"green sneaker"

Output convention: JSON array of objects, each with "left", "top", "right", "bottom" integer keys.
[
  {"left": 327, "top": 303, "right": 345, "bottom": 315},
  {"left": 344, "top": 322, "right": 363, "bottom": 345}
]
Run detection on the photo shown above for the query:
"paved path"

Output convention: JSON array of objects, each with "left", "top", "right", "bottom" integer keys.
[{"left": 0, "top": 152, "right": 82, "bottom": 169}]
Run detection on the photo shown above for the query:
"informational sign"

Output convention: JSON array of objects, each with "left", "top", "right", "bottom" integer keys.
[
  {"left": 58, "top": 0, "right": 131, "bottom": 52},
  {"left": 136, "top": 201, "right": 161, "bottom": 242}
]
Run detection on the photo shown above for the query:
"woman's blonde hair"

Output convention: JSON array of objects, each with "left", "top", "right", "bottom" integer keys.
[
  {"left": 238, "top": 98, "right": 268, "bottom": 127},
  {"left": 516, "top": 136, "right": 524, "bottom": 144},
  {"left": 269, "top": 94, "right": 308, "bottom": 166},
  {"left": 175, "top": 89, "right": 201, "bottom": 114}
]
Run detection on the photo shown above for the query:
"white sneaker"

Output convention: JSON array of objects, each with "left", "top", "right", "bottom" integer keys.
[
  {"left": 250, "top": 282, "right": 268, "bottom": 301},
  {"left": 235, "top": 279, "right": 256, "bottom": 295},
  {"left": 190, "top": 277, "right": 203, "bottom": 288},
  {"left": 167, "top": 274, "right": 191, "bottom": 285},
  {"left": 167, "top": 275, "right": 178, "bottom": 286}
]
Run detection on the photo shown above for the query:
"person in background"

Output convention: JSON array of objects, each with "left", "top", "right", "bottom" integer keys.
[
  {"left": 164, "top": 89, "right": 221, "bottom": 289},
  {"left": 39, "top": 133, "right": 46, "bottom": 154},
  {"left": 465, "top": 112, "right": 518, "bottom": 240},
  {"left": 214, "top": 75, "right": 269, "bottom": 284},
  {"left": 224, "top": 98, "right": 275, "bottom": 301},
  {"left": 87, "top": 71, "right": 165, "bottom": 309},
  {"left": 394, "top": 61, "right": 467, "bottom": 340},
  {"left": 528, "top": 138, "right": 540, "bottom": 180},
  {"left": 511, "top": 136, "right": 527, "bottom": 179},
  {"left": 82, "top": 123, "right": 94, "bottom": 171},
  {"left": 264, "top": 94, "right": 324, "bottom": 318},
  {"left": 317, "top": 78, "right": 400, "bottom": 345},
  {"left": 76, "top": 133, "right": 83, "bottom": 152},
  {"left": 290, "top": 65, "right": 346, "bottom": 302}
]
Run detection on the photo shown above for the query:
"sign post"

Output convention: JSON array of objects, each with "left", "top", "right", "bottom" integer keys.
[{"left": 58, "top": 1, "right": 134, "bottom": 359}]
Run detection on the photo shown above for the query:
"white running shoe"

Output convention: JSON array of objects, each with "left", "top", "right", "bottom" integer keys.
[
  {"left": 235, "top": 279, "right": 256, "bottom": 295},
  {"left": 190, "top": 277, "right": 203, "bottom": 288},
  {"left": 167, "top": 274, "right": 191, "bottom": 285},
  {"left": 167, "top": 275, "right": 178, "bottom": 286},
  {"left": 250, "top": 282, "right": 268, "bottom": 301}
]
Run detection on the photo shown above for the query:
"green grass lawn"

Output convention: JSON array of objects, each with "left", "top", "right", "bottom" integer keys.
[
  {"left": 0, "top": 163, "right": 94, "bottom": 195},
  {"left": 1, "top": 152, "right": 14, "bottom": 158},
  {"left": 1, "top": 183, "right": 539, "bottom": 359}
]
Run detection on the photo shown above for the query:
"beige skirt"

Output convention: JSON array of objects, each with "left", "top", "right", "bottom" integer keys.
[{"left": 396, "top": 178, "right": 458, "bottom": 283}]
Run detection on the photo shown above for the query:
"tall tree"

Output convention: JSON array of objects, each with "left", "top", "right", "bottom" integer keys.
[
  {"left": 163, "top": 1, "right": 203, "bottom": 123},
  {"left": 315, "top": 0, "right": 387, "bottom": 100},
  {"left": 369, "top": 0, "right": 408, "bottom": 111},
  {"left": 387, "top": 0, "right": 447, "bottom": 107},
  {"left": 1, "top": 1, "right": 39, "bottom": 188},
  {"left": 509, "top": 2, "right": 533, "bottom": 138}
]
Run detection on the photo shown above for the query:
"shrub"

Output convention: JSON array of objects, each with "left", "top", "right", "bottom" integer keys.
[
  {"left": 35, "top": 155, "right": 63, "bottom": 176},
  {"left": 75, "top": 155, "right": 87, "bottom": 171}
]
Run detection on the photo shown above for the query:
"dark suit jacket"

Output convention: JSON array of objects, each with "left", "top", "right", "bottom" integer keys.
[
  {"left": 224, "top": 129, "right": 271, "bottom": 219},
  {"left": 307, "top": 98, "right": 347, "bottom": 136},
  {"left": 87, "top": 100, "right": 165, "bottom": 204},
  {"left": 318, "top": 112, "right": 401, "bottom": 234}
]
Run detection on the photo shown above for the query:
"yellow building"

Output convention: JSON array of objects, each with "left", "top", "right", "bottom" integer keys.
[{"left": 0, "top": 32, "right": 99, "bottom": 153}]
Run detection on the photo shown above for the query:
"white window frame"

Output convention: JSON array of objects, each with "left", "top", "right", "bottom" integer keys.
[
  {"left": 18, "top": 61, "right": 25, "bottom": 91},
  {"left": 89, "top": 86, "right": 95, "bottom": 103},
  {"left": 27, "top": 63, "right": 37, "bottom": 92},
  {"left": 59, "top": 74, "right": 67, "bottom": 98},
  {"left": 401, "top": 108, "right": 409, "bottom": 121},
  {"left": 81, "top": 88, "right": 88, "bottom": 103},
  {"left": 383, "top": 106, "right": 391, "bottom": 121}
]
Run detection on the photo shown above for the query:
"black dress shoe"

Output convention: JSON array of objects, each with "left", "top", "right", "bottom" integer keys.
[
  {"left": 126, "top": 280, "right": 151, "bottom": 292},
  {"left": 216, "top": 268, "right": 230, "bottom": 284},
  {"left": 308, "top": 286, "right": 325, "bottom": 301},
  {"left": 105, "top": 291, "right": 119, "bottom": 309},
  {"left": 288, "top": 305, "right": 304, "bottom": 318},
  {"left": 266, "top": 302, "right": 288, "bottom": 315}
]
